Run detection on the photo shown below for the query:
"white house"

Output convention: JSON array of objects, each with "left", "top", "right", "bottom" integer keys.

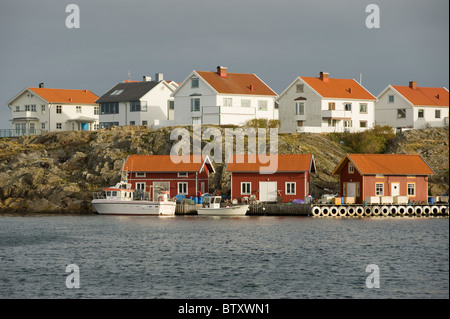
[
  {"left": 277, "top": 72, "right": 377, "bottom": 133},
  {"left": 96, "top": 73, "right": 178, "bottom": 128},
  {"left": 375, "top": 81, "right": 449, "bottom": 131},
  {"left": 6, "top": 84, "right": 99, "bottom": 136},
  {"left": 172, "top": 66, "right": 278, "bottom": 126}
]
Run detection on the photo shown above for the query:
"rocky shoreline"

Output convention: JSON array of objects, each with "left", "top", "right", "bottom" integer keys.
[{"left": 0, "top": 126, "right": 448, "bottom": 214}]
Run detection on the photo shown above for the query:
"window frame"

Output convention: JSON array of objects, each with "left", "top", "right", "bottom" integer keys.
[
  {"left": 241, "top": 182, "right": 251, "bottom": 195},
  {"left": 285, "top": 182, "right": 296, "bottom": 195}
]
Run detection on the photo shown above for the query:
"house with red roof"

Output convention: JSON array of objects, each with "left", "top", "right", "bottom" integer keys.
[
  {"left": 332, "top": 154, "right": 435, "bottom": 204},
  {"left": 6, "top": 83, "right": 99, "bottom": 135},
  {"left": 277, "top": 72, "right": 377, "bottom": 133},
  {"left": 122, "top": 155, "right": 214, "bottom": 200},
  {"left": 375, "top": 81, "right": 449, "bottom": 131},
  {"left": 172, "top": 66, "right": 278, "bottom": 126},
  {"left": 226, "top": 154, "right": 316, "bottom": 203}
]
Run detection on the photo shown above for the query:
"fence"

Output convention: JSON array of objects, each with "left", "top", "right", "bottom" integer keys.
[{"left": 0, "top": 129, "right": 46, "bottom": 138}]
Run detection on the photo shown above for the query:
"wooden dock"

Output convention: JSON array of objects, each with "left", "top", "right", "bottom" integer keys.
[{"left": 248, "top": 203, "right": 311, "bottom": 216}]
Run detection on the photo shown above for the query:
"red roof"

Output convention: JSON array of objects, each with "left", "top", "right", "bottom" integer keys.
[
  {"left": 27, "top": 87, "right": 98, "bottom": 104},
  {"left": 332, "top": 154, "right": 435, "bottom": 176},
  {"left": 196, "top": 70, "right": 277, "bottom": 96},
  {"left": 392, "top": 85, "right": 449, "bottom": 107},
  {"left": 300, "top": 76, "right": 376, "bottom": 100},
  {"left": 226, "top": 154, "right": 315, "bottom": 172},
  {"left": 122, "top": 155, "right": 214, "bottom": 173}
]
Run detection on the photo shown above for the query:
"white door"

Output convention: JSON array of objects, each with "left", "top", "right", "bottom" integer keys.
[
  {"left": 346, "top": 183, "right": 357, "bottom": 197},
  {"left": 391, "top": 183, "right": 400, "bottom": 197},
  {"left": 259, "top": 182, "right": 277, "bottom": 202}
]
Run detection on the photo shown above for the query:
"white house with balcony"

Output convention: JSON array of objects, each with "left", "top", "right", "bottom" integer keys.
[
  {"left": 172, "top": 66, "right": 278, "bottom": 126},
  {"left": 5, "top": 84, "right": 99, "bottom": 136},
  {"left": 375, "top": 81, "right": 449, "bottom": 132},
  {"left": 277, "top": 72, "right": 377, "bottom": 133},
  {"left": 96, "top": 73, "right": 178, "bottom": 128}
]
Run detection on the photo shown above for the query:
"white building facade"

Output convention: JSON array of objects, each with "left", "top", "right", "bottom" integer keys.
[
  {"left": 172, "top": 66, "right": 278, "bottom": 126},
  {"left": 5, "top": 85, "right": 99, "bottom": 136},
  {"left": 375, "top": 82, "right": 449, "bottom": 131},
  {"left": 96, "top": 74, "right": 178, "bottom": 128},
  {"left": 278, "top": 72, "right": 377, "bottom": 133}
]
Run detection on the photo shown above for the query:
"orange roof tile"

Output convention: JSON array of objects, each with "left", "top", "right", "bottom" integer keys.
[
  {"left": 196, "top": 71, "right": 277, "bottom": 96},
  {"left": 392, "top": 86, "right": 449, "bottom": 107},
  {"left": 226, "top": 154, "right": 315, "bottom": 172},
  {"left": 300, "top": 76, "right": 376, "bottom": 100},
  {"left": 122, "top": 155, "right": 214, "bottom": 173},
  {"left": 332, "top": 154, "right": 435, "bottom": 176},
  {"left": 28, "top": 88, "right": 98, "bottom": 104}
]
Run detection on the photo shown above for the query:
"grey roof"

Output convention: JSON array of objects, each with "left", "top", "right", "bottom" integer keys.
[{"left": 95, "top": 81, "right": 159, "bottom": 103}]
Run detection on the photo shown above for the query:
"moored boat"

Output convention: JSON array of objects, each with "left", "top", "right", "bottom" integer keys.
[
  {"left": 91, "top": 181, "right": 176, "bottom": 216},
  {"left": 196, "top": 196, "right": 249, "bottom": 216}
]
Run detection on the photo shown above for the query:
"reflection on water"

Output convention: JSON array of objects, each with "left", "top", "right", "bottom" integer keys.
[{"left": 0, "top": 215, "right": 448, "bottom": 299}]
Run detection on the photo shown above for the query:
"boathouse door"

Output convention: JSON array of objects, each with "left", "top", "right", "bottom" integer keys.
[
  {"left": 391, "top": 183, "right": 400, "bottom": 197},
  {"left": 346, "top": 182, "right": 357, "bottom": 197},
  {"left": 259, "top": 181, "right": 277, "bottom": 202}
]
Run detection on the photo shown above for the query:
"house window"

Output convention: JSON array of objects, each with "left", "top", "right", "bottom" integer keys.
[
  {"left": 295, "top": 102, "right": 305, "bottom": 115},
  {"left": 136, "top": 182, "right": 146, "bottom": 190},
  {"left": 76, "top": 106, "right": 81, "bottom": 113},
  {"left": 344, "top": 120, "right": 352, "bottom": 128},
  {"left": 29, "top": 123, "right": 35, "bottom": 134},
  {"left": 130, "top": 121, "right": 135, "bottom": 125},
  {"left": 407, "top": 183, "right": 415, "bottom": 196},
  {"left": 25, "top": 105, "right": 30, "bottom": 111},
  {"left": 135, "top": 172, "right": 146, "bottom": 178},
  {"left": 435, "top": 110, "right": 441, "bottom": 118},
  {"left": 296, "top": 84, "right": 304, "bottom": 93},
  {"left": 241, "top": 182, "right": 251, "bottom": 195},
  {"left": 41, "top": 123, "right": 46, "bottom": 130},
  {"left": 56, "top": 105, "right": 62, "bottom": 114},
  {"left": 31, "top": 105, "right": 36, "bottom": 112},
  {"left": 142, "top": 120, "right": 148, "bottom": 126},
  {"left": 99, "top": 122, "right": 119, "bottom": 129},
  {"left": 192, "top": 117, "right": 201, "bottom": 125},
  {"left": 178, "top": 182, "right": 188, "bottom": 195},
  {"left": 360, "top": 121, "right": 367, "bottom": 128},
  {"left": 15, "top": 106, "right": 20, "bottom": 112},
  {"left": 110, "top": 89, "right": 124, "bottom": 96},
  {"left": 397, "top": 109, "right": 406, "bottom": 119},
  {"left": 344, "top": 103, "right": 352, "bottom": 111},
  {"left": 94, "top": 106, "right": 99, "bottom": 115},
  {"left": 297, "top": 120, "right": 304, "bottom": 127},
  {"left": 241, "top": 99, "right": 251, "bottom": 107},
  {"left": 178, "top": 172, "right": 188, "bottom": 177},
  {"left": 223, "top": 98, "right": 232, "bottom": 107},
  {"left": 56, "top": 123, "right": 62, "bottom": 129},
  {"left": 328, "top": 119, "right": 338, "bottom": 127},
  {"left": 100, "top": 102, "right": 119, "bottom": 114},
  {"left": 191, "top": 78, "right": 199, "bottom": 88},
  {"left": 388, "top": 95, "right": 395, "bottom": 103},
  {"left": 375, "top": 183, "right": 384, "bottom": 196},
  {"left": 191, "top": 98, "right": 200, "bottom": 112},
  {"left": 169, "top": 101, "right": 175, "bottom": 110},
  {"left": 258, "top": 100, "right": 268, "bottom": 111},
  {"left": 285, "top": 182, "right": 296, "bottom": 195},
  {"left": 418, "top": 109, "right": 424, "bottom": 118},
  {"left": 328, "top": 102, "right": 336, "bottom": 110},
  {"left": 359, "top": 103, "right": 367, "bottom": 113},
  {"left": 130, "top": 101, "right": 147, "bottom": 112},
  {"left": 348, "top": 162, "right": 354, "bottom": 174}
]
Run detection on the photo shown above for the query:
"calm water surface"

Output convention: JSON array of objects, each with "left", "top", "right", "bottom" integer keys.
[{"left": 0, "top": 215, "right": 448, "bottom": 299}]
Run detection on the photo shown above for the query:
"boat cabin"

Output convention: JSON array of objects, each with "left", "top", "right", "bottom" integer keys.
[
  {"left": 104, "top": 187, "right": 134, "bottom": 201},
  {"left": 202, "top": 196, "right": 222, "bottom": 209}
]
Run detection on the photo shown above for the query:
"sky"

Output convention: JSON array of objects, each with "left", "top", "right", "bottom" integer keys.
[{"left": 0, "top": 0, "right": 448, "bottom": 129}]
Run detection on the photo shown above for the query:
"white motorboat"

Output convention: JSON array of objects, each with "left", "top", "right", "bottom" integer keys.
[
  {"left": 197, "top": 196, "right": 249, "bottom": 216},
  {"left": 91, "top": 181, "right": 176, "bottom": 216}
]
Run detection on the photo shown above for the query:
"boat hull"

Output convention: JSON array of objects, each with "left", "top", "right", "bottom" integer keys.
[
  {"left": 197, "top": 205, "right": 249, "bottom": 216},
  {"left": 92, "top": 199, "right": 176, "bottom": 216}
]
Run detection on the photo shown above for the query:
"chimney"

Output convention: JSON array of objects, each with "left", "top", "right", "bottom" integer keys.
[
  {"left": 436, "top": 94, "right": 440, "bottom": 99},
  {"left": 409, "top": 81, "right": 417, "bottom": 90},
  {"left": 155, "top": 73, "right": 164, "bottom": 82},
  {"left": 217, "top": 66, "right": 227, "bottom": 78},
  {"left": 249, "top": 84, "right": 254, "bottom": 92},
  {"left": 39, "top": 83, "right": 44, "bottom": 88},
  {"left": 143, "top": 76, "right": 152, "bottom": 82},
  {"left": 319, "top": 72, "right": 329, "bottom": 82},
  {"left": 348, "top": 88, "right": 352, "bottom": 93}
]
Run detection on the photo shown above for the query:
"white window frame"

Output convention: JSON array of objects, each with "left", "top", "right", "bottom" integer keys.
[
  {"left": 191, "top": 78, "right": 199, "bottom": 88},
  {"left": 56, "top": 123, "right": 62, "bottom": 129},
  {"left": 178, "top": 172, "right": 188, "bottom": 177},
  {"left": 285, "top": 182, "right": 296, "bottom": 195},
  {"left": 258, "top": 100, "right": 268, "bottom": 111},
  {"left": 407, "top": 183, "right": 415, "bottom": 196},
  {"left": 388, "top": 95, "right": 395, "bottom": 103},
  {"left": 76, "top": 106, "right": 82, "bottom": 113},
  {"left": 136, "top": 182, "right": 146, "bottom": 190},
  {"left": 241, "top": 99, "right": 251, "bottom": 107},
  {"left": 295, "top": 102, "right": 305, "bottom": 115},
  {"left": 375, "top": 183, "right": 384, "bottom": 196},
  {"left": 178, "top": 182, "right": 188, "bottom": 195},
  {"left": 135, "top": 172, "right": 146, "bottom": 178},
  {"left": 241, "top": 182, "right": 251, "bottom": 195},
  {"left": 223, "top": 97, "right": 232, "bottom": 107}
]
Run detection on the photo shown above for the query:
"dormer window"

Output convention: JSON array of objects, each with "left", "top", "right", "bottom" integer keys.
[
  {"left": 191, "top": 78, "right": 199, "bottom": 88},
  {"left": 348, "top": 162, "right": 354, "bottom": 174}
]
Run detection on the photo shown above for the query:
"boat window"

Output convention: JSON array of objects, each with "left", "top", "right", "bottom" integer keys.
[
  {"left": 106, "top": 191, "right": 111, "bottom": 196},
  {"left": 112, "top": 191, "right": 117, "bottom": 196},
  {"left": 214, "top": 197, "right": 221, "bottom": 203}
]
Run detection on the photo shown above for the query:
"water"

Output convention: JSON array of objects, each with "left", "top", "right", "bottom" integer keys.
[{"left": 0, "top": 215, "right": 448, "bottom": 299}]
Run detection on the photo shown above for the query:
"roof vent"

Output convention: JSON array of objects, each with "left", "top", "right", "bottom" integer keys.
[
  {"left": 143, "top": 76, "right": 152, "bottom": 82},
  {"left": 39, "top": 83, "right": 44, "bottom": 88}
]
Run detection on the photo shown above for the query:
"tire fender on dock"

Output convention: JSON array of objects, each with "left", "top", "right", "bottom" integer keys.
[
  {"left": 398, "top": 206, "right": 407, "bottom": 216},
  {"left": 347, "top": 207, "right": 356, "bottom": 217},
  {"left": 338, "top": 206, "right": 347, "bottom": 217},
  {"left": 355, "top": 206, "right": 364, "bottom": 217},
  {"left": 431, "top": 206, "right": 440, "bottom": 215},
  {"left": 321, "top": 206, "right": 330, "bottom": 217},
  {"left": 406, "top": 206, "right": 414, "bottom": 215},
  {"left": 330, "top": 206, "right": 338, "bottom": 217},
  {"left": 381, "top": 205, "right": 390, "bottom": 217},
  {"left": 389, "top": 206, "right": 398, "bottom": 216},
  {"left": 312, "top": 206, "right": 322, "bottom": 217},
  {"left": 364, "top": 207, "right": 372, "bottom": 217},
  {"left": 414, "top": 206, "right": 423, "bottom": 216},
  {"left": 372, "top": 206, "right": 381, "bottom": 216},
  {"left": 440, "top": 205, "right": 448, "bottom": 216}
]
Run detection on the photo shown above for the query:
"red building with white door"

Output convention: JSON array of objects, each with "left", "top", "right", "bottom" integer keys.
[
  {"left": 121, "top": 155, "right": 214, "bottom": 200},
  {"left": 332, "top": 154, "right": 435, "bottom": 204},
  {"left": 226, "top": 154, "right": 316, "bottom": 203}
]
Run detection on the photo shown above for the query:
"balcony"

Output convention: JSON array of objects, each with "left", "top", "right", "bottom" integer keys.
[
  {"left": 322, "top": 110, "right": 352, "bottom": 119},
  {"left": 201, "top": 105, "right": 255, "bottom": 116}
]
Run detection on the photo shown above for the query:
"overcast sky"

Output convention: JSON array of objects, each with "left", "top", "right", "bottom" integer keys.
[{"left": 0, "top": 0, "right": 448, "bottom": 129}]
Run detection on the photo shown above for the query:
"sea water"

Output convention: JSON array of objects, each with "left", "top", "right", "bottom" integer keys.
[{"left": 0, "top": 215, "right": 448, "bottom": 299}]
